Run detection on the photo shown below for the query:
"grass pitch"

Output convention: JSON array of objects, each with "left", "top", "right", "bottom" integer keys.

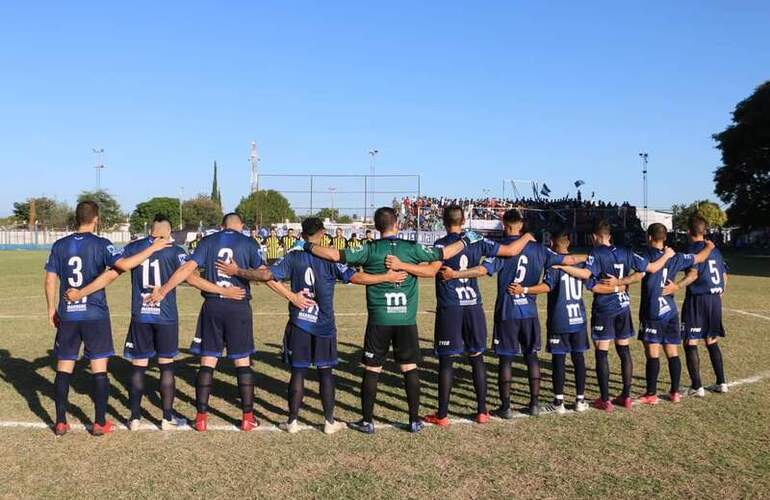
[{"left": 0, "top": 250, "right": 769, "bottom": 499}]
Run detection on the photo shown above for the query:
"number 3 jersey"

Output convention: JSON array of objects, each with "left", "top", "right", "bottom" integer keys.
[
  {"left": 122, "top": 237, "right": 189, "bottom": 324},
  {"left": 543, "top": 263, "right": 587, "bottom": 334},
  {"left": 270, "top": 250, "right": 357, "bottom": 337},
  {"left": 638, "top": 247, "right": 695, "bottom": 322},
  {"left": 45, "top": 232, "right": 123, "bottom": 321},
  {"left": 191, "top": 229, "right": 263, "bottom": 301},
  {"left": 433, "top": 233, "right": 499, "bottom": 308},
  {"left": 483, "top": 236, "right": 565, "bottom": 321}
]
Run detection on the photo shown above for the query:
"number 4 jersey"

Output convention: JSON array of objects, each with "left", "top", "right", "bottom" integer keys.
[
  {"left": 122, "top": 236, "right": 189, "bottom": 324},
  {"left": 45, "top": 232, "right": 123, "bottom": 321}
]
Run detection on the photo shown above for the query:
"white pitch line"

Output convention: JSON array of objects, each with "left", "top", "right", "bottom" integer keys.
[
  {"left": 725, "top": 308, "right": 770, "bottom": 322},
  {"left": 0, "top": 371, "right": 767, "bottom": 435}
]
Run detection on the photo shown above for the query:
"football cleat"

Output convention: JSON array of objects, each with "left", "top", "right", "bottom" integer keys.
[
  {"left": 493, "top": 407, "right": 514, "bottom": 420},
  {"left": 407, "top": 420, "right": 425, "bottom": 433},
  {"left": 709, "top": 383, "right": 729, "bottom": 394},
  {"left": 592, "top": 398, "right": 614, "bottom": 413},
  {"left": 278, "top": 419, "right": 300, "bottom": 434},
  {"left": 53, "top": 422, "right": 70, "bottom": 436},
  {"left": 348, "top": 419, "right": 375, "bottom": 434},
  {"left": 474, "top": 412, "right": 491, "bottom": 424},
  {"left": 668, "top": 391, "right": 682, "bottom": 403},
  {"left": 240, "top": 412, "right": 259, "bottom": 432},
  {"left": 612, "top": 395, "right": 633, "bottom": 409},
  {"left": 161, "top": 416, "right": 188, "bottom": 430},
  {"left": 575, "top": 400, "right": 589, "bottom": 412},
  {"left": 687, "top": 387, "right": 706, "bottom": 398},
  {"left": 91, "top": 420, "right": 115, "bottom": 436},
  {"left": 194, "top": 412, "right": 208, "bottom": 432},
  {"left": 638, "top": 394, "right": 659, "bottom": 405},
  {"left": 423, "top": 413, "right": 450, "bottom": 427},
  {"left": 547, "top": 402, "right": 567, "bottom": 415},
  {"left": 323, "top": 420, "right": 346, "bottom": 435},
  {"left": 128, "top": 418, "right": 142, "bottom": 431},
  {"left": 528, "top": 403, "right": 541, "bottom": 417}
]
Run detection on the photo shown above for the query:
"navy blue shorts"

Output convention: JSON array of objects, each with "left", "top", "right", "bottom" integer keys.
[
  {"left": 124, "top": 320, "right": 179, "bottom": 360},
  {"left": 434, "top": 305, "right": 487, "bottom": 356},
  {"left": 681, "top": 294, "right": 725, "bottom": 340},
  {"left": 54, "top": 319, "right": 114, "bottom": 361},
  {"left": 591, "top": 308, "right": 634, "bottom": 342},
  {"left": 282, "top": 323, "right": 337, "bottom": 369},
  {"left": 493, "top": 318, "right": 541, "bottom": 356},
  {"left": 638, "top": 315, "right": 681, "bottom": 345},
  {"left": 191, "top": 299, "right": 255, "bottom": 359},
  {"left": 546, "top": 328, "right": 590, "bottom": 355}
]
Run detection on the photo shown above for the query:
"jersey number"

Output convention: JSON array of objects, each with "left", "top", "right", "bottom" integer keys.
[
  {"left": 216, "top": 248, "right": 234, "bottom": 287},
  {"left": 708, "top": 260, "right": 721, "bottom": 285},
  {"left": 561, "top": 274, "right": 582, "bottom": 300},
  {"left": 514, "top": 255, "right": 528, "bottom": 283},
  {"left": 141, "top": 259, "right": 161, "bottom": 289}
]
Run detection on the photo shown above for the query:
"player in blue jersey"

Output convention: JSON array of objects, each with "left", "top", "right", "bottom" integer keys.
[
  {"left": 633, "top": 223, "right": 714, "bottom": 405},
  {"left": 506, "top": 226, "right": 621, "bottom": 414},
  {"left": 555, "top": 220, "right": 677, "bottom": 412},
  {"left": 148, "top": 213, "right": 264, "bottom": 432},
  {"left": 64, "top": 215, "right": 245, "bottom": 430},
  {"left": 216, "top": 217, "right": 408, "bottom": 434},
  {"left": 680, "top": 215, "right": 729, "bottom": 396},
  {"left": 44, "top": 201, "right": 170, "bottom": 436}
]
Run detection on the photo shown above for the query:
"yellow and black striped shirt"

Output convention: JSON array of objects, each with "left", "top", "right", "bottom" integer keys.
[
  {"left": 347, "top": 237, "right": 362, "bottom": 250},
  {"left": 264, "top": 235, "right": 282, "bottom": 260},
  {"left": 332, "top": 236, "right": 348, "bottom": 250},
  {"left": 281, "top": 235, "right": 297, "bottom": 250},
  {"left": 321, "top": 234, "right": 333, "bottom": 247}
]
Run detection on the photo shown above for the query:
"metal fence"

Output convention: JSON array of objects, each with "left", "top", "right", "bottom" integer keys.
[{"left": 0, "top": 229, "right": 132, "bottom": 249}]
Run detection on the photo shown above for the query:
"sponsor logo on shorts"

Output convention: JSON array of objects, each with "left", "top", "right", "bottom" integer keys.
[
  {"left": 192, "top": 337, "right": 202, "bottom": 343},
  {"left": 593, "top": 325, "right": 604, "bottom": 332},
  {"left": 549, "top": 338, "right": 561, "bottom": 344},
  {"left": 710, "top": 287, "right": 724, "bottom": 294},
  {"left": 644, "top": 328, "right": 658, "bottom": 334},
  {"left": 438, "top": 340, "right": 451, "bottom": 346},
  {"left": 125, "top": 342, "right": 134, "bottom": 348},
  {"left": 364, "top": 351, "right": 374, "bottom": 358},
  {"left": 689, "top": 327, "right": 702, "bottom": 333}
]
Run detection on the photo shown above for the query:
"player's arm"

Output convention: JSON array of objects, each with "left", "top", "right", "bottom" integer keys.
[
  {"left": 185, "top": 272, "right": 246, "bottom": 300},
  {"left": 662, "top": 268, "right": 697, "bottom": 296},
  {"left": 148, "top": 260, "right": 199, "bottom": 303},
  {"left": 439, "top": 265, "right": 487, "bottom": 281},
  {"left": 561, "top": 254, "right": 588, "bottom": 266},
  {"left": 591, "top": 282, "right": 628, "bottom": 294},
  {"left": 305, "top": 243, "right": 342, "bottom": 262},
  {"left": 552, "top": 265, "right": 592, "bottom": 281},
  {"left": 349, "top": 269, "right": 408, "bottom": 285},
  {"left": 215, "top": 259, "right": 273, "bottom": 282},
  {"left": 113, "top": 237, "right": 172, "bottom": 272},
  {"left": 643, "top": 247, "right": 675, "bottom": 274},
  {"left": 507, "top": 282, "right": 550, "bottom": 296},
  {"left": 385, "top": 257, "right": 442, "bottom": 278},
  {"left": 692, "top": 240, "right": 716, "bottom": 264},
  {"left": 44, "top": 272, "right": 58, "bottom": 328},
  {"left": 64, "top": 269, "right": 122, "bottom": 302},
  {"left": 264, "top": 280, "right": 316, "bottom": 310},
  {"left": 495, "top": 232, "right": 536, "bottom": 257}
]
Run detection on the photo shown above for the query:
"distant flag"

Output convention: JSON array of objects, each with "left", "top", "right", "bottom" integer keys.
[
  {"left": 574, "top": 180, "right": 586, "bottom": 188},
  {"left": 532, "top": 182, "right": 539, "bottom": 199},
  {"left": 540, "top": 183, "right": 552, "bottom": 197}
]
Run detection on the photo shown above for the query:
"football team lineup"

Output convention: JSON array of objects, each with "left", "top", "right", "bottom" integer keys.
[{"left": 37, "top": 201, "right": 739, "bottom": 436}]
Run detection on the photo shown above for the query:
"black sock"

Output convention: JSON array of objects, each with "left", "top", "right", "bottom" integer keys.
[
  {"left": 159, "top": 363, "right": 175, "bottom": 421},
  {"left": 318, "top": 368, "right": 335, "bottom": 423},
  {"left": 437, "top": 356, "right": 454, "bottom": 418},
  {"left": 129, "top": 366, "right": 146, "bottom": 420},
  {"left": 236, "top": 366, "right": 254, "bottom": 414},
  {"left": 469, "top": 354, "right": 487, "bottom": 414},
  {"left": 53, "top": 371, "right": 71, "bottom": 424},
  {"left": 645, "top": 356, "right": 660, "bottom": 395},
  {"left": 572, "top": 352, "right": 586, "bottom": 399},
  {"left": 288, "top": 368, "right": 306, "bottom": 421},
  {"left": 525, "top": 353, "right": 540, "bottom": 406},
  {"left": 195, "top": 366, "right": 214, "bottom": 413},
  {"left": 361, "top": 370, "right": 379, "bottom": 423},
  {"left": 706, "top": 343, "right": 726, "bottom": 385},
  {"left": 497, "top": 357, "right": 512, "bottom": 411},
  {"left": 403, "top": 369, "right": 421, "bottom": 424},
  {"left": 596, "top": 349, "right": 610, "bottom": 402},
  {"left": 552, "top": 354, "right": 566, "bottom": 401},
  {"left": 616, "top": 344, "right": 633, "bottom": 398},
  {"left": 684, "top": 344, "right": 702, "bottom": 389},
  {"left": 92, "top": 372, "right": 109, "bottom": 426},
  {"left": 668, "top": 356, "right": 681, "bottom": 394}
]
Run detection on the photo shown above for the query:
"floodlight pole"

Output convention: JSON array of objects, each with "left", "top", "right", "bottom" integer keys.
[
  {"left": 368, "top": 149, "right": 378, "bottom": 220},
  {"left": 92, "top": 148, "right": 105, "bottom": 191},
  {"left": 639, "top": 152, "right": 648, "bottom": 228},
  {"left": 179, "top": 186, "right": 184, "bottom": 230}
]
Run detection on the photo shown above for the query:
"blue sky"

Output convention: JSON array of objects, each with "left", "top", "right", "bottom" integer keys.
[{"left": 1, "top": 1, "right": 768, "bottom": 217}]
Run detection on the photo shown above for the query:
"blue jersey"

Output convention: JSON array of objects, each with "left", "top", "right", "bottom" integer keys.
[
  {"left": 434, "top": 233, "right": 499, "bottom": 308},
  {"left": 122, "top": 237, "right": 189, "bottom": 324},
  {"left": 44, "top": 232, "right": 123, "bottom": 321},
  {"left": 190, "top": 229, "right": 263, "bottom": 301},
  {"left": 685, "top": 241, "right": 728, "bottom": 296},
  {"left": 584, "top": 245, "right": 648, "bottom": 318},
  {"left": 639, "top": 248, "right": 696, "bottom": 321},
  {"left": 270, "top": 249, "right": 357, "bottom": 337},
  {"left": 543, "top": 262, "right": 587, "bottom": 334},
  {"left": 483, "top": 236, "right": 564, "bottom": 321}
]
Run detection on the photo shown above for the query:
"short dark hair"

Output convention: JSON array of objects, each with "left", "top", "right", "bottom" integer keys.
[
  {"left": 153, "top": 213, "right": 171, "bottom": 225},
  {"left": 502, "top": 209, "right": 524, "bottom": 226},
  {"left": 442, "top": 205, "right": 464, "bottom": 228},
  {"left": 350, "top": 233, "right": 357, "bottom": 238},
  {"left": 550, "top": 224, "right": 571, "bottom": 242},
  {"left": 592, "top": 219, "right": 612, "bottom": 236},
  {"left": 365, "top": 229, "right": 372, "bottom": 235},
  {"left": 374, "top": 207, "right": 397, "bottom": 232},
  {"left": 688, "top": 214, "right": 707, "bottom": 236},
  {"left": 301, "top": 217, "right": 324, "bottom": 237},
  {"left": 647, "top": 223, "right": 668, "bottom": 242},
  {"left": 75, "top": 200, "right": 99, "bottom": 226},
  {"left": 222, "top": 212, "right": 243, "bottom": 226}
]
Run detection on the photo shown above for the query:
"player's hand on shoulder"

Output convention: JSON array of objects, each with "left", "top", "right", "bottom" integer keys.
[
  {"left": 215, "top": 259, "right": 239, "bottom": 277},
  {"left": 385, "top": 255, "right": 403, "bottom": 271},
  {"left": 523, "top": 232, "right": 536, "bottom": 243},
  {"left": 704, "top": 239, "right": 715, "bottom": 250},
  {"left": 663, "top": 246, "right": 675, "bottom": 259},
  {"left": 386, "top": 270, "right": 408, "bottom": 283},
  {"left": 221, "top": 286, "right": 246, "bottom": 301},
  {"left": 64, "top": 288, "right": 82, "bottom": 302},
  {"left": 439, "top": 265, "right": 457, "bottom": 281},
  {"left": 661, "top": 280, "right": 679, "bottom": 296},
  {"left": 507, "top": 282, "right": 524, "bottom": 295},
  {"left": 461, "top": 230, "right": 483, "bottom": 245}
]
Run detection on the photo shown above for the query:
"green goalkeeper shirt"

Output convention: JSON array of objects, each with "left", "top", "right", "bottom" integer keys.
[{"left": 342, "top": 236, "right": 443, "bottom": 325}]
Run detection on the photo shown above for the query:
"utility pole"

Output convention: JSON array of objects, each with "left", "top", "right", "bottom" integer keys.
[
  {"left": 92, "top": 148, "right": 105, "bottom": 191},
  {"left": 329, "top": 187, "right": 336, "bottom": 219},
  {"left": 250, "top": 141, "right": 260, "bottom": 193},
  {"left": 368, "top": 149, "right": 379, "bottom": 219},
  {"left": 179, "top": 186, "right": 184, "bottom": 230},
  {"left": 639, "top": 152, "right": 649, "bottom": 229}
]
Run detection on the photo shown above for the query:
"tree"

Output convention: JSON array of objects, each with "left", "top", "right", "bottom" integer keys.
[
  {"left": 211, "top": 161, "right": 222, "bottom": 209},
  {"left": 671, "top": 200, "right": 727, "bottom": 232},
  {"left": 313, "top": 207, "right": 352, "bottom": 224},
  {"left": 77, "top": 190, "right": 125, "bottom": 229},
  {"left": 129, "top": 197, "right": 181, "bottom": 234},
  {"left": 12, "top": 197, "right": 74, "bottom": 228},
  {"left": 235, "top": 190, "right": 296, "bottom": 227},
  {"left": 183, "top": 195, "right": 223, "bottom": 229},
  {"left": 713, "top": 81, "right": 770, "bottom": 228}
]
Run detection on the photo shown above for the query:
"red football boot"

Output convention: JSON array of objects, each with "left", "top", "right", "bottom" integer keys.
[
  {"left": 91, "top": 420, "right": 114, "bottom": 436},
  {"left": 612, "top": 395, "right": 633, "bottom": 409},
  {"left": 668, "top": 391, "right": 682, "bottom": 403},
  {"left": 423, "top": 413, "right": 450, "bottom": 427},
  {"left": 638, "top": 394, "right": 659, "bottom": 405},
  {"left": 592, "top": 398, "right": 614, "bottom": 413},
  {"left": 240, "top": 412, "right": 259, "bottom": 432},
  {"left": 474, "top": 412, "right": 491, "bottom": 424},
  {"left": 194, "top": 412, "right": 208, "bottom": 432},
  {"left": 53, "top": 422, "right": 70, "bottom": 436}
]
